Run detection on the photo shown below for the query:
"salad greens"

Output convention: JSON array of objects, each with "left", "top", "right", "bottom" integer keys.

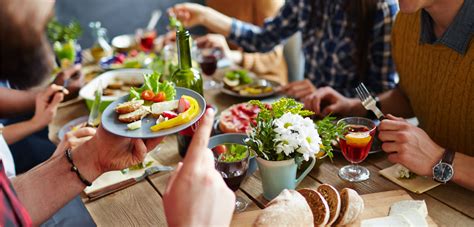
[
  {"left": 47, "top": 18, "right": 82, "bottom": 43},
  {"left": 225, "top": 69, "right": 253, "bottom": 85},
  {"left": 219, "top": 144, "right": 249, "bottom": 162},
  {"left": 129, "top": 72, "right": 176, "bottom": 101}
]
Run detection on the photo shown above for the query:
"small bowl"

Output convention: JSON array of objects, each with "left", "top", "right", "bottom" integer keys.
[
  {"left": 111, "top": 34, "right": 136, "bottom": 52},
  {"left": 208, "top": 133, "right": 257, "bottom": 176}
]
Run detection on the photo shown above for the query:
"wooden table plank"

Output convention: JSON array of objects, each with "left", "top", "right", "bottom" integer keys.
[{"left": 84, "top": 180, "right": 166, "bottom": 227}]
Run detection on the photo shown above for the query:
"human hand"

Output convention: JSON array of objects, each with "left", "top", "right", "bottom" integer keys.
[
  {"left": 281, "top": 79, "right": 317, "bottom": 100},
  {"left": 302, "top": 86, "right": 362, "bottom": 117},
  {"left": 163, "top": 109, "right": 236, "bottom": 226},
  {"left": 55, "top": 127, "right": 96, "bottom": 157},
  {"left": 169, "top": 3, "right": 208, "bottom": 28},
  {"left": 53, "top": 64, "right": 83, "bottom": 101},
  {"left": 378, "top": 115, "right": 445, "bottom": 176},
  {"left": 30, "top": 84, "right": 68, "bottom": 129}
]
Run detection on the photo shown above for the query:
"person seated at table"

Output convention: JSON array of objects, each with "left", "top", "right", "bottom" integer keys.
[
  {"left": 303, "top": 0, "right": 474, "bottom": 190},
  {"left": 0, "top": 65, "right": 81, "bottom": 174},
  {"left": 197, "top": 0, "right": 288, "bottom": 85},
  {"left": 169, "top": 0, "right": 398, "bottom": 98},
  {"left": 0, "top": 1, "right": 235, "bottom": 226}
]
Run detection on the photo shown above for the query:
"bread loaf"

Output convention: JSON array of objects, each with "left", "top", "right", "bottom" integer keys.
[
  {"left": 298, "top": 188, "right": 330, "bottom": 226},
  {"left": 333, "top": 188, "right": 364, "bottom": 225},
  {"left": 316, "top": 184, "right": 341, "bottom": 226},
  {"left": 253, "top": 189, "right": 313, "bottom": 227}
]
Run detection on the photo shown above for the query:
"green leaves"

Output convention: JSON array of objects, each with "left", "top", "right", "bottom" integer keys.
[
  {"left": 169, "top": 16, "right": 184, "bottom": 31},
  {"left": 315, "top": 115, "right": 347, "bottom": 160},
  {"left": 47, "top": 18, "right": 82, "bottom": 43},
  {"left": 129, "top": 72, "right": 176, "bottom": 101}
]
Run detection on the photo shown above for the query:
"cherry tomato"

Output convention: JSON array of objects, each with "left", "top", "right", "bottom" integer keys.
[
  {"left": 162, "top": 111, "right": 178, "bottom": 119},
  {"left": 213, "top": 145, "right": 227, "bottom": 155},
  {"left": 152, "top": 92, "right": 166, "bottom": 102},
  {"left": 141, "top": 90, "right": 155, "bottom": 101}
]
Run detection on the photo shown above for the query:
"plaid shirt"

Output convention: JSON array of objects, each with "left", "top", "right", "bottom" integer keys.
[
  {"left": 0, "top": 161, "right": 32, "bottom": 226},
  {"left": 229, "top": 0, "right": 399, "bottom": 97}
]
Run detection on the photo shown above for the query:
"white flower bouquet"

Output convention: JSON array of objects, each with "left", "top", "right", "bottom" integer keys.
[{"left": 246, "top": 98, "right": 344, "bottom": 165}]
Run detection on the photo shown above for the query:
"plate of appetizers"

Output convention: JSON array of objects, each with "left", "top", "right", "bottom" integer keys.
[
  {"left": 220, "top": 69, "right": 281, "bottom": 99},
  {"left": 101, "top": 72, "right": 206, "bottom": 138}
]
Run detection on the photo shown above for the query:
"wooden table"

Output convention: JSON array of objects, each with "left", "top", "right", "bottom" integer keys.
[{"left": 51, "top": 88, "right": 474, "bottom": 226}]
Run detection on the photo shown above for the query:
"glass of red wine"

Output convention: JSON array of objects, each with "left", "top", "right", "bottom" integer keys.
[
  {"left": 136, "top": 28, "right": 156, "bottom": 52},
  {"left": 196, "top": 48, "right": 223, "bottom": 89},
  {"left": 212, "top": 143, "right": 250, "bottom": 212},
  {"left": 337, "top": 117, "right": 376, "bottom": 182}
]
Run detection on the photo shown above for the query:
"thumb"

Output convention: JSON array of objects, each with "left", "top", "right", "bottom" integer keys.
[
  {"left": 386, "top": 114, "right": 407, "bottom": 122},
  {"left": 322, "top": 103, "right": 339, "bottom": 116}
]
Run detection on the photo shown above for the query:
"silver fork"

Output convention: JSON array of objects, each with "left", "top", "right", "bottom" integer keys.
[{"left": 355, "top": 83, "right": 385, "bottom": 120}]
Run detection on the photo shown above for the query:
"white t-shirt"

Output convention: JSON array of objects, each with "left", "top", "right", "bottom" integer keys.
[{"left": 0, "top": 124, "right": 16, "bottom": 178}]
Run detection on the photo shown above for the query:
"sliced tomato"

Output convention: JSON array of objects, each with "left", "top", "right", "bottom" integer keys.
[
  {"left": 141, "top": 90, "right": 155, "bottom": 101},
  {"left": 153, "top": 92, "right": 166, "bottom": 102}
]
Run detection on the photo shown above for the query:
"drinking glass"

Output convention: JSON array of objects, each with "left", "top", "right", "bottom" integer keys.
[
  {"left": 337, "top": 117, "right": 376, "bottom": 182},
  {"left": 196, "top": 48, "right": 223, "bottom": 89},
  {"left": 136, "top": 28, "right": 157, "bottom": 52},
  {"left": 212, "top": 143, "right": 250, "bottom": 212}
]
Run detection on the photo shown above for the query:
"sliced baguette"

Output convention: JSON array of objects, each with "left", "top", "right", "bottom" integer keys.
[
  {"left": 254, "top": 189, "right": 313, "bottom": 227},
  {"left": 115, "top": 100, "right": 144, "bottom": 114},
  {"left": 333, "top": 188, "right": 364, "bottom": 226},
  {"left": 118, "top": 107, "right": 149, "bottom": 123},
  {"left": 298, "top": 188, "right": 330, "bottom": 227},
  {"left": 317, "top": 184, "right": 341, "bottom": 226}
]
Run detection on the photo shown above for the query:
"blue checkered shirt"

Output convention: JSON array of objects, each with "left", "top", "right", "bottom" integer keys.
[{"left": 228, "top": 0, "right": 399, "bottom": 97}]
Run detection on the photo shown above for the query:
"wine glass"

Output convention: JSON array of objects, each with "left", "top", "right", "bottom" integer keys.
[
  {"left": 196, "top": 48, "right": 223, "bottom": 89},
  {"left": 136, "top": 28, "right": 157, "bottom": 52},
  {"left": 212, "top": 143, "right": 250, "bottom": 212},
  {"left": 337, "top": 117, "right": 376, "bottom": 182}
]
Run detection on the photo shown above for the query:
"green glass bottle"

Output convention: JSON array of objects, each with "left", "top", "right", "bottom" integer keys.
[{"left": 170, "top": 29, "right": 204, "bottom": 157}]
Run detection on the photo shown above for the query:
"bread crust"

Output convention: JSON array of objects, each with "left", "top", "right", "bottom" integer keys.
[
  {"left": 298, "top": 188, "right": 330, "bottom": 227},
  {"left": 334, "top": 188, "right": 364, "bottom": 226},
  {"left": 317, "top": 184, "right": 341, "bottom": 226}
]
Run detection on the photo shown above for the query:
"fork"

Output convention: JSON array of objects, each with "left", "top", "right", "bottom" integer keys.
[{"left": 355, "top": 83, "right": 385, "bottom": 120}]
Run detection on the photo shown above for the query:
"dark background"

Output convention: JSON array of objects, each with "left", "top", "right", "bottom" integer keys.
[{"left": 55, "top": 0, "right": 205, "bottom": 48}]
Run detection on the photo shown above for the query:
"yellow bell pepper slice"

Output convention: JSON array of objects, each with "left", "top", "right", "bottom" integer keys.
[{"left": 150, "top": 95, "right": 200, "bottom": 132}]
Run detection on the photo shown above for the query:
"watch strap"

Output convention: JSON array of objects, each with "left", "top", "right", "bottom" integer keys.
[{"left": 441, "top": 149, "right": 455, "bottom": 165}]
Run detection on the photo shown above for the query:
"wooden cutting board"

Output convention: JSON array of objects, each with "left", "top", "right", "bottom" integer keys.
[{"left": 231, "top": 190, "right": 437, "bottom": 227}]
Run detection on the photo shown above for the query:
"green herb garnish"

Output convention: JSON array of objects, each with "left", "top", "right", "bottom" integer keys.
[
  {"left": 129, "top": 72, "right": 176, "bottom": 101},
  {"left": 47, "top": 18, "right": 82, "bottom": 43},
  {"left": 225, "top": 70, "right": 253, "bottom": 85},
  {"left": 315, "top": 115, "right": 347, "bottom": 160}
]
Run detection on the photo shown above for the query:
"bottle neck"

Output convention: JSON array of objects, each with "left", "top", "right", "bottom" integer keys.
[{"left": 176, "top": 30, "right": 192, "bottom": 70}]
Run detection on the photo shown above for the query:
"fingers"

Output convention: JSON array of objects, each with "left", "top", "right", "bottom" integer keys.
[
  {"left": 321, "top": 103, "right": 338, "bottom": 116},
  {"left": 387, "top": 152, "right": 400, "bottom": 163},
  {"left": 47, "top": 92, "right": 65, "bottom": 110},
  {"left": 379, "top": 119, "right": 410, "bottom": 131},
  {"left": 131, "top": 139, "right": 148, "bottom": 161},
  {"left": 41, "top": 84, "right": 66, "bottom": 102},
  {"left": 386, "top": 114, "right": 407, "bottom": 122},
  {"left": 381, "top": 142, "right": 400, "bottom": 153},
  {"left": 70, "top": 136, "right": 93, "bottom": 149},
  {"left": 182, "top": 108, "right": 215, "bottom": 168},
  {"left": 62, "top": 64, "right": 82, "bottom": 78},
  {"left": 165, "top": 162, "right": 183, "bottom": 193},
  {"left": 145, "top": 137, "right": 165, "bottom": 151}
]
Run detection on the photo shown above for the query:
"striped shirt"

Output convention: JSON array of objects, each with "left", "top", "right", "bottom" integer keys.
[{"left": 228, "top": 0, "right": 399, "bottom": 97}]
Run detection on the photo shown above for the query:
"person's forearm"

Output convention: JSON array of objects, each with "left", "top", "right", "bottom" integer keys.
[
  {"left": 2, "top": 120, "right": 44, "bottom": 144},
  {"left": 378, "top": 88, "right": 414, "bottom": 118},
  {"left": 0, "top": 87, "right": 38, "bottom": 117},
  {"left": 452, "top": 152, "right": 474, "bottom": 191},
  {"left": 12, "top": 140, "right": 101, "bottom": 225},
  {"left": 200, "top": 7, "right": 233, "bottom": 36}
]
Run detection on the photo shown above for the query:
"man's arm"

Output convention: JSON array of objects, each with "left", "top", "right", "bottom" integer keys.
[
  {"left": 0, "top": 87, "right": 38, "bottom": 117},
  {"left": 452, "top": 153, "right": 474, "bottom": 191}
]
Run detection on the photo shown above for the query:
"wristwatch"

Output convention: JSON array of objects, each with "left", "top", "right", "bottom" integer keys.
[{"left": 432, "top": 149, "right": 455, "bottom": 183}]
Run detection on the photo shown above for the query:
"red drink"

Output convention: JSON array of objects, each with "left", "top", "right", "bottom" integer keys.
[
  {"left": 223, "top": 174, "right": 246, "bottom": 191},
  {"left": 199, "top": 55, "right": 218, "bottom": 76},
  {"left": 139, "top": 31, "right": 156, "bottom": 52},
  {"left": 339, "top": 125, "right": 374, "bottom": 164}
]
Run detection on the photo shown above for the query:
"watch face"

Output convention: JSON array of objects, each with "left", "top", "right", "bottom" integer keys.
[{"left": 433, "top": 162, "right": 454, "bottom": 183}]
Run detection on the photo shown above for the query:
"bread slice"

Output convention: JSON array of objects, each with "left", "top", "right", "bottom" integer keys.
[
  {"left": 389, "top": 200, "right": 428, "bottom": 218},
  {"left": 317, "top": 184, "right": 341, "bottom": 226},
  {"left": 333, "top": 188, "right": 364, "bottom": 226},
  {"left": 297, "top": 188, "right": 330, "bottom": 227},
  {"left": 115, "top": 100, "right": 144, "bottom": 114},
  {"left": 253, "top": 189, "right": 313, "bottom": 227},
  {"left": 118, "top": 107, "right": 149, "bottom": 123},
  {"left": 361, "top": 214, "right": 413, "bottom": 227}
]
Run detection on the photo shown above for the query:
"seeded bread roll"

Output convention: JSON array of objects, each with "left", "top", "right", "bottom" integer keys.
[
  {"left": 253, "top": 189, "right": 313, "bottom": 227},
  {"left": 334, "top": 188, "right": 364, "bottom": 226},
  {"left": 317, "top": 184, "right": 341, "bottom": 226},
  {"left": 115, "top": 100, "right": 144, "bottom": 114},
  {"left": 298, "top": 188, "right": 330, "bottom": 227}
]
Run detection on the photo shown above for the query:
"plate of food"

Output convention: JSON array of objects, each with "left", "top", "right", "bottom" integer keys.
[
  {"left": 101, "top": 72, "right": 206, "bottom": 138},
  {"left": 99, "top": 51, "right": 154, "bottom": 70},
  {"left": 214, "top": 102, "right": 264, "bottom": 134},
  {"left": 221, "top": 69, "right": 281, "bottom": 98}
]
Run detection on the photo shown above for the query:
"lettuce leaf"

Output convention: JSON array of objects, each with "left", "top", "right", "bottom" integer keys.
[{"left": 129, "top": 72, "right": 176, "bottom": 101}]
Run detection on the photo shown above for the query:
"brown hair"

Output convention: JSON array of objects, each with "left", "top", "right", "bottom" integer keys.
[{"left": 310, "top": 0, "right": 378, "bottom": 82}]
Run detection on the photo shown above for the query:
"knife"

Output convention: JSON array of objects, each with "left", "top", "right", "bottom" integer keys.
[
  {"left": 87, "top": 165, "right": 174, "bottom": 200},
  {"left": 87, "top": 80, "right": 102, "bottom": 127}
]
